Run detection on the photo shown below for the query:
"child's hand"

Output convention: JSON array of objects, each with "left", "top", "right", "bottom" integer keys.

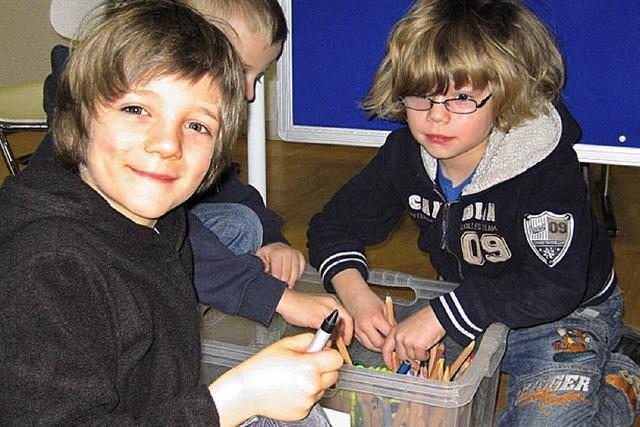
[
  {"left": 256, "top": 242, "right": 306, "bottom": 288},
  {"left": 276, "top": 289, "right": 354, "bottom": 345},
  {"left": 382, "top": 306, "right": 445, "bottom": 367},
  {"left": 332, "top": 269, "right": 391, "bottom": 352},
  {"left": 209, "top": 333, "right": 342, "bottom": 426}
]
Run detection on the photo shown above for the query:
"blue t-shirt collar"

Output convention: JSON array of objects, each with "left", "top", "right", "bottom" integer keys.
[{"left": 437, "top": 162, "right": 476, "bottom": 202}]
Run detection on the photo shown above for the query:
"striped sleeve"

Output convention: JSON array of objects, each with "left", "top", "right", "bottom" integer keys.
[
  {"left": 318, "top": 251, "right": 368, "bottom": 293},
  {"left": 430, "top": 290, "right": 484, "bottom": 345}
]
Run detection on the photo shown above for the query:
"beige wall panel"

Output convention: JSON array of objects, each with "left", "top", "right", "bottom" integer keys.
[{"left": 0, "top": 0, "right": 65, "bottom": 87}]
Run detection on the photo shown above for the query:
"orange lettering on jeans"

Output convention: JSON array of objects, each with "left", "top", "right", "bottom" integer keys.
[{"left": 516, "top": 389, "right": 586, "bottom": 416}]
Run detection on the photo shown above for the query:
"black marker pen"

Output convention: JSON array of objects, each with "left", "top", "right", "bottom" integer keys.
[{"left": 307, "top": 309, "right": 339, "bottom": 353}]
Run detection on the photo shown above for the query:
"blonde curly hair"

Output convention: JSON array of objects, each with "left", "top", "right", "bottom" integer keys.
[{"left": 362, "top": 0, "right": 564, "bottom": 131}]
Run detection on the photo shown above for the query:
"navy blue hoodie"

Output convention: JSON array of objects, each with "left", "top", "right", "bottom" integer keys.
[{"left": 308, "top": 104, "right": 614, "bottom": 345}]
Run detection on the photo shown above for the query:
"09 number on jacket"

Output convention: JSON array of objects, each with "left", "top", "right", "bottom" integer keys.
[{"left": 461, "top": 231, "right": 512, "bottom": 265}]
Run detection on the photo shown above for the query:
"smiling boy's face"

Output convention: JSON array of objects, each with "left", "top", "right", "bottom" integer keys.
[{"left": 79, "top": 74, "right": 221, "bottom": 227}]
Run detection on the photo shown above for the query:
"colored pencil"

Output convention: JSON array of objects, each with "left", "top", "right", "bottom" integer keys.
[
  {"left": 428, "top": 344, "right": 437, "bottom": 378},
  {"left": 335, "top": 336, "right": 353, "bottom": 366},
  {"left": 449, "top": 340, "right": 475, "bottom": 378},
  {"left": 429, "top": 343, "right": 445, "bottom": 378},
  {"left": 385, "top": 295, "right": 396, "bottom": 326},
  {"left": 385, "top": 295, "right": 400, "bottom": 371}
]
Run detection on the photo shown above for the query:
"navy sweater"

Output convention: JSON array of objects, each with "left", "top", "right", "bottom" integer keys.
[{"left": 308, "top": 104, "right": 614, "bottom": 345}]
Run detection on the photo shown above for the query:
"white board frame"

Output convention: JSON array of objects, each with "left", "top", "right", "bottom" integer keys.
[{"left": 276, "top": 0, "right": 640, "bottom": 167}]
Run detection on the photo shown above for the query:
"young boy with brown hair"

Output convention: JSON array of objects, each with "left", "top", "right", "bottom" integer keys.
[
  {"left": 308, "top": 0, "right": 639, "bottom": 424},
  {"left": 35, "top": 0, "right": 353, "bottom": 341},
  {"left": 1, "top": 1, "right": 341, "bottom": 425}
]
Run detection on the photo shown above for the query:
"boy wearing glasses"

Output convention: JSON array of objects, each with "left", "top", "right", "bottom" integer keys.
[{"left": 307, "top": 0, "right": 639, "bottom": 424}]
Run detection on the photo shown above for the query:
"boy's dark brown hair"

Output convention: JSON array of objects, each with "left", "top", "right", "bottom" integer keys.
[
  {"left": 363, "top": 0, "right": 564, "bottom": 131},
  {"left": 53, "top": 0, "right": 245, "bottom": 193}
]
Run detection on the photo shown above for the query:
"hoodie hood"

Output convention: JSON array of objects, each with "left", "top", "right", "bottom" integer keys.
[
  {"left": 420, "top": 102, "right": 582, "bottom": 195},
  {"left": 0, "top": 160, "right": 187, "bottom": 256}
]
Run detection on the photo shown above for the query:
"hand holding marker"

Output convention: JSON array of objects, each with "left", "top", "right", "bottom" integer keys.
[{"left": 307, "top": 309, "right": 339, "bottom": 353}]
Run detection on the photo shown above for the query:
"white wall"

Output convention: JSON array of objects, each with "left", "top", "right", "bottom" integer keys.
[
  {"left": 0, "top": 0, "right": 65, "bottom": 87},
  {"left": 0, "top": 1, "right": 281, "bottom": 139},
  {"left": 264, "top": 65, "right": 280, "bottom": 140}
]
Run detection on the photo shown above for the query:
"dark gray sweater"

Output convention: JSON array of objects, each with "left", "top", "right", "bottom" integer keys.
[
  {"left": 32, "top": 44, "right": 287, "bottom": 326},
  {"left": 0, "top": 161, "right": 218, "bottom": 425}
]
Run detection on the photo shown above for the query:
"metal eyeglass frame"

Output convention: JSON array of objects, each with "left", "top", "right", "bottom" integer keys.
[{"left": 399, "top": 93, "right": 492, "bottom": 114}]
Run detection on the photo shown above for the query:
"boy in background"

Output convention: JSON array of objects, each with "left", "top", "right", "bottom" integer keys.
[
  {"left": 186, "top": 0, "right": 305, "bottom": 288},
  {"left": 1, "top": 2, "right": 341, "bottom": 424},
  {"left": 307, "top": 0, "right": 639, "bottom": 424},
  {"left": 36, "top": 0, "right": 353, "bottom": 339}
]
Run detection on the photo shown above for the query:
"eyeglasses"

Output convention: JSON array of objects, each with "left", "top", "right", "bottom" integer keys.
[{"left": 400, "top": 93, "right": 492, "bottom": 114}]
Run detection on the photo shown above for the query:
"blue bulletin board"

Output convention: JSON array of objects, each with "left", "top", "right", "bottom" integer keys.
[{"left": 276, "top": 1, "right": 640, "bottom": 166}]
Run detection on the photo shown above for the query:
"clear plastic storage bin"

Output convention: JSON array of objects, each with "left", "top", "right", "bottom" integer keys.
[{"left": 200, "top": 269, "right": 508, "bottom": 426}]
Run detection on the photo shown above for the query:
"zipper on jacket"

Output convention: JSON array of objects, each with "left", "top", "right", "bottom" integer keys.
[
  {"left": 431, "top": 181, "right": 465, "bottom": 280},
  {"left": 438, "top": 198, "right": 465, "bottom": 280},
  {"left": 440, "top": 202, "right": 450, "bottom": 250}
]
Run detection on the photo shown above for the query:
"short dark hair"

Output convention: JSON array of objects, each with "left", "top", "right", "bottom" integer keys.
[{"left": 53, "top": 0, "right": 245, "bottom": 193}]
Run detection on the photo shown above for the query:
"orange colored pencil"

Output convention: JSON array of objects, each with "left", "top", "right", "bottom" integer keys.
[
  {"left": 449, "top": 340, "right": 475, "bottom": 378},
  {"left": 454, "top": 353, "right": 475, "bottom": 380},
  {"left": 430, "top": 354, "right": 445, "bottom": 380},
  {"left": 429, "top": 343, "right": 445, "bottom": 378},
  {"left": 336, "top": 336, "right": 353, "bottom": 366},
  {"left": 385, "top": 295, "right": 397, "bottom": 326},
  {"left": 385, "top": 295, "right": 400, "bottom": 371},
  {"left": 428, "top": 344, "right": 437, "bottom": 378}
]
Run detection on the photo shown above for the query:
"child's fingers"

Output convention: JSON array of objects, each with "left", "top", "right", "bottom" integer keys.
[
  {"left": 284, "top": 253, "right": 301, "bottom": 287},
  {"left": 277, "top": 334, "right": 343, "bottom": 371},
  {"left": 309, "top": 348, "right": 344, "bottom": 373},
  {"left": 270, "top": 256, "right": 284, "bottom": 281},
  {"left": 355, "top": 330, "right": 380, "bottom": 353},
  {"left": 277, "top": 332, "right": 315, "bottom": 352},
  {"left": 372, "top": 314, "right": 393, "bottom": 339},
  {"left": 341, "top": 318, "right": 354, "bottom": 346},
  {"left": 280, "top": 257, "right": 292, "bottom": 285},
  {"left": 335, "top": 310, "right": 354, "bottom": 346},
  {"left": 397, "top": 345, "right": 414, "bottom": 362},
  {"left": 382, "top": 333, "right": 396, "bottom": 368},
  {"left": 320, "top": 370, "right": 340, "bottom": 389},
  {"left": 414, "top": 346, "right": 430, "bottom": 361},
  {"left": 296, "top": 253, "right": 306, "bottom": 281},
  {"left": 257, "top": 253, "right": 270, "bottom": 272},
  {"left": 286, "top": 256, "right": 298, "bottom": 287},
  {"left": 360, "top": 323, "right": 386, "bottom": 351}
]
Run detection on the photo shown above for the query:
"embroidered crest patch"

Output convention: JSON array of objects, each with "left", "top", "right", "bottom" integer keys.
[{"left": 523, "top": 211, "right": 574, "bottom": 267}]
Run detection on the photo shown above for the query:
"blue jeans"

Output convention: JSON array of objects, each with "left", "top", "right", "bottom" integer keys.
[
  {"left": 190, "top": 203, "right": 263, "bottom": 255},
  {"left": 499, "top": 287, "right": 639, "bottom": 426}
]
